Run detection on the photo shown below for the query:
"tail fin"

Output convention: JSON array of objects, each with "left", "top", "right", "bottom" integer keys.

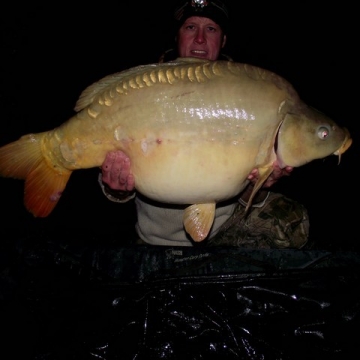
[{"left": 0, "top": 133, "right": 72, "bottom": 217}]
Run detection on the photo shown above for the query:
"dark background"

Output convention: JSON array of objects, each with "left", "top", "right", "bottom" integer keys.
[{"left": 0, "top": 1, "right": 358, "bottom": 250}]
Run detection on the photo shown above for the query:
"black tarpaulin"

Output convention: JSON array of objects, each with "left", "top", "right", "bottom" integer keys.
[{"left": 1, "top": 236, "right": 360, "bottom": 359}]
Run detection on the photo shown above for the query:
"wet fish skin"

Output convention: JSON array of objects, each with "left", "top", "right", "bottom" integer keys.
[{"left": 0, "top": 58, "right": 352, "bottom": 242}]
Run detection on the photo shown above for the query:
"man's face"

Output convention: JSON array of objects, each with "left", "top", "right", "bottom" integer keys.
[{"left": 177, "top": 16, "right": 226, "bottom": 61}]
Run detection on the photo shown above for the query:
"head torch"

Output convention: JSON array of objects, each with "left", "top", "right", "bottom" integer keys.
[{"left": 174, "top": 0, "right": 229, "bottom": 33}]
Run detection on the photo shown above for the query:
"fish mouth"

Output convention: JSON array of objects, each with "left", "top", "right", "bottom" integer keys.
[{"left": 334, "top": 128, "right": 352, "bottom": 164}]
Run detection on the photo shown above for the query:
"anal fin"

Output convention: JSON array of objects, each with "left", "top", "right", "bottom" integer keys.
[{"left": 183, "top": 203, "right": 216, "bottom": 242}]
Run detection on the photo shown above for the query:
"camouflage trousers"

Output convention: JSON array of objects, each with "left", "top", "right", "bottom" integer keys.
[{"left": 208, "top": 192, "right": 310, "bottom": 249}]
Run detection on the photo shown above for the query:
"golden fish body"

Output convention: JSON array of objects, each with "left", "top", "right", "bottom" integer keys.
[{"left": 0, "top": 58, "right": 352, "bottom": 241}]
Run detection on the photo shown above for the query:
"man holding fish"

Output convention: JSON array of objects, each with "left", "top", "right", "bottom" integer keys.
[{"left": 99, "top": 0, "right": 310, "bottom": 248}]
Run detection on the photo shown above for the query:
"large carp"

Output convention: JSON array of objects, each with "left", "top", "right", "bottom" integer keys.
[{"left": 0, "top": 58, "right": 352, "bottom": 242}]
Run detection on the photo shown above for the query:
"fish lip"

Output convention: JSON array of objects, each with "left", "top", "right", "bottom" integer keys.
[
  {"left": 335, "top": 129, "right": 352, "bottom": 156},
  {"left": 333, "top": 134, "right": 352, "bottom": 164}
]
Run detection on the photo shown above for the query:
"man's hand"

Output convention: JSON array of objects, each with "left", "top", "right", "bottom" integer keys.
[
  {"left": 101, "top": 151, "right": 135, "bottom": 191},
  {"left": 101, "top": 153, "right": 291, "bottom": 194},
  {"left": 247, "top": 161, "right": 293, "bottom": 188}
]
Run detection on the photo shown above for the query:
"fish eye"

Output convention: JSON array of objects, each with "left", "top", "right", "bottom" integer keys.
[{"left": 317, "top": 126, "right": 330, "bottom": 140}]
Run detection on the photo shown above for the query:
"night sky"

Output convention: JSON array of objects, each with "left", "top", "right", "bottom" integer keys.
[{"left": 1, "top": 1, "right": 358, "bottom": 251}]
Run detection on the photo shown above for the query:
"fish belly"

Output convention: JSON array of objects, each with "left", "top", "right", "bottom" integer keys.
[{"left": 125, "top": 133, "right": 261, "bottom": 204}]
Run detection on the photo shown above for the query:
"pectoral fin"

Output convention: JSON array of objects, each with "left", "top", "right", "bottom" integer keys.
[
  {"left": 245, "top": 166, "right": 273, "bottom": 214},
  {"left": 183, "top": 203, "right": 216, "bottom": 242}
]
